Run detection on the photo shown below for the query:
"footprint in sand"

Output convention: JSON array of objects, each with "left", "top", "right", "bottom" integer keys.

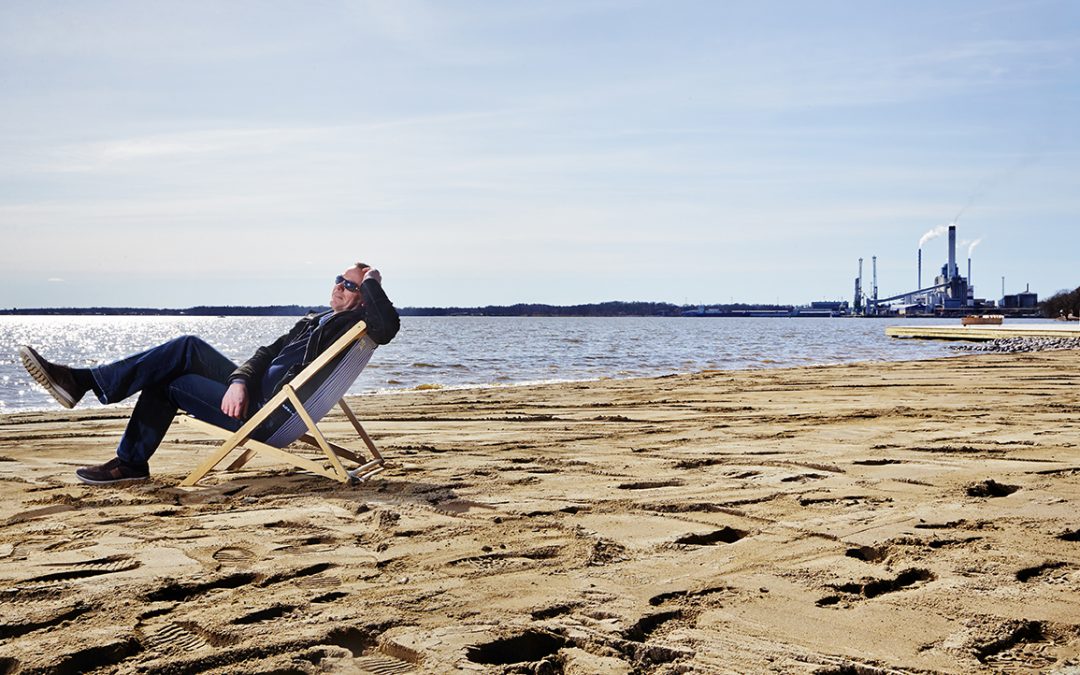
[
  {"left": 844, "top": 544, "right": 890, "bottom": 563},
  {"left": 1058, "top": 528, "right": 1080, "bottom": 542},
  {"left": 672, "top": 527, "right": 747, "bottom": 546},
  {"left": 973, "top": 620, "right": 1078, "bottom": 671},
  {"left": 140, "top": 621, "right": 210, "bottom": 653},
  {"left": 21, "top": 554, "right": 141, "bottom": 585},
  {"left": 311, "top": 590, "right": 348, "bottom": 603},
  {"left": 0, "top": 603, "right": 90, "bottom": 640},
  {"left": 296, "top": 573, "right": 342, "bottom": 589},
  {"left": 447, "top": 545, "right": 564, "bottom": 575},
  {"left": 826, "top": 568, "right": 935, "bottom": 602},
  {"left": 465, "top": 630, "right": 566, "bottom": 667},
  {"left": 42, "top": 529, "right": 104, "bottom": 552},
  {"left": 352, "top": 653, "right": 416, "bottom": 674},
  {"left": 211, "top": 546, "right": 256, "bottom": 565},
  {"left": 232, "top": 604, "right": 297, "bottom": 625},
  {"left": 1015, "top": 561, "right": 1069, "bottom": 583}
]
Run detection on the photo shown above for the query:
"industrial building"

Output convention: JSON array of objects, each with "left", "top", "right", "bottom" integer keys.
[{"left": 853, "top": 224, "right": 1038, "bottom": 317}]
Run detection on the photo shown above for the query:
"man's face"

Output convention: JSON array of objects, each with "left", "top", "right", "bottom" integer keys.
[{"left": 330, "top": 266, "right": 367, "bottom": 313}]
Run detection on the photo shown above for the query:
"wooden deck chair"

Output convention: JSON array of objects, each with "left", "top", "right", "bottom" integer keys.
[{"left": 177, "top": 321, "right": 384, "bottom": 486}]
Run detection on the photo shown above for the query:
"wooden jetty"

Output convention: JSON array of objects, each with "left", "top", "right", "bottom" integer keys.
[{"left": 886, "top": 323, "right": 1080, "bottom": 341}]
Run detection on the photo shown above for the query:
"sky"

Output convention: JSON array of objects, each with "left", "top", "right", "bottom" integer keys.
[{"left": 1, "top": 0, "right": 1077, "bottom": 308}]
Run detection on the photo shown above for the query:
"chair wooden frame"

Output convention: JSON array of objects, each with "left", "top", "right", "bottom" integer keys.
[{"left": 177, "top": 321, "right": 384, "bottom": 486}]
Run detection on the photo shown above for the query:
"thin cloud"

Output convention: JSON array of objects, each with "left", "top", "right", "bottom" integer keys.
[
  {"left": 41, "top": 127, "right": 332, "bottom": 173},
  {"left": 0, "top": 1, "right": 1076, "bottom": 308}
]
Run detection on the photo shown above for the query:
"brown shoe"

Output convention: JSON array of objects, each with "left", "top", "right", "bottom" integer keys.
[
  {"left": 75, "top": 457, "right": 150, "bottom": 485},
  {"left": 18, "top": 345, "right": 86, "bottom": 409}
]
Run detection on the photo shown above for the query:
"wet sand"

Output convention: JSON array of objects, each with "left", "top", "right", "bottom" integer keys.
[{"left": 1, "top": 351, "right": 1079, "bottom": 674}]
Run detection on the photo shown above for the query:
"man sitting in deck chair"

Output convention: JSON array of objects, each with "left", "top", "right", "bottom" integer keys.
[{"left": 18, "top": 262, "right": 399, "bottom": 485}]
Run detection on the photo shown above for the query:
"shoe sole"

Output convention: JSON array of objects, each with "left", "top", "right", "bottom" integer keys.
[
  {"left": 75, "top": 471, "right": 149, "bottom": 486},
  {"left": 19, "top": 346, "right": 76, "bottom": 409}
]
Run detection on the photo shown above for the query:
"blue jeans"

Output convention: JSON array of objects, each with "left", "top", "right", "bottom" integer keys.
[{"left": 90, "top": 336, "right": 253, "bottom": 465}]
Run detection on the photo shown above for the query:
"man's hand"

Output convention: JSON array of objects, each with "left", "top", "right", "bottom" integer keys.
[
  {"left": 221, "top": 381, "right": 249, "bottom": 419},
  {"left": 362, "top": 267, "right": 381, "bottom": 284}
]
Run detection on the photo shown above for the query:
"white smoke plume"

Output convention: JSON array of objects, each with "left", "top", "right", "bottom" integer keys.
[
  {"left": 954, "top": 199, "right": 975, "bottom": 224},
  {"left": 954, "top": 149, "right": 1045, "bottom": 223},
  {"left": 968, "top": 238, "right": 982, "bottom": 258},
  {"left": 919, "top": 224, "right": 950, "bottom": 249}
]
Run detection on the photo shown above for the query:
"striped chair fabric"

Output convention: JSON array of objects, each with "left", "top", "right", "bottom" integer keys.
[{"left": 263, "top": 335, "right": 378, "bottom": 448}]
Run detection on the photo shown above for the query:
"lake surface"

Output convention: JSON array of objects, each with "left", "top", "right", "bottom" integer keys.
[{"left": 0, "top": 315, "right": 963, "bottom": 413}]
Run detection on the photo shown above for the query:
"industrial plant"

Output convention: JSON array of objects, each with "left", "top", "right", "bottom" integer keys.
[
  {"left": 853, "top": 223, "right": 1038, "bottom": 317},
  {"left": 677, "top": 222, "right": 1040, "bottom": 319}
]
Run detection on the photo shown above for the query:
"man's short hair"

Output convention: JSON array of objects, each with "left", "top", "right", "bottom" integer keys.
[{"left": 354, "top": 261, "right": 370, "bottom": 270}]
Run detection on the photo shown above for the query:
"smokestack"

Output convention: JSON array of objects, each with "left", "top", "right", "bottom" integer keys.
[
  {"left": 967, "top": 258, "right": 972, "bottom": 286},
  {"left": 918, "top": 249, "right": 922, "bottom": 289},
  {"left": 857, "top": 258, "right": 864, "bottom": 314},
  {"left": 872, "top": 256, "right": 878, "bottom": 302},
  {"left": 948, "top": 225, "right": 957, "bottom": 279}
]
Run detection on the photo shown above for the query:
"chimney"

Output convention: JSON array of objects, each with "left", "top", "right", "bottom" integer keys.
[
  {"left": 918, "top": 249, "right": 922, "bottom": 289},
  {"left": 948, "top": 225, "right": 957, "bottom": 279},
  {"left": 872, "top": 256, "right": 878, "bottom": 302},
  {"left": 857, "top": 258, "right": 864, "bottom": 313}
]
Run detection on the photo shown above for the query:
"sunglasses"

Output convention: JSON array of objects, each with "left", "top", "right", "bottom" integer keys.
[{"left": 334, "top": 275, "right": 362, "bottom": 293}]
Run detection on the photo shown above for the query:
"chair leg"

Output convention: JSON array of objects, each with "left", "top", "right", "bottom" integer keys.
[
  {"left": 226, "top": 448, "right": 257, "bottom": 471},
  {"left": 180, "top": 434, "right": 247, "bottom": 486},
  {"left": 236, "top": 439, "right": 348, "bottom": 482},
  {"left": 337, "top": 399, "right": 385, "bottom": 482},
  {"left": 348, "top": 460, "right": 386, "bottom": 482},
  {"left": 296, "top": 434, "right": 363, "bottom": 464},
  {"left": 339, "top": 399, "right": 383, "bottom": 462},
  {"left": 179, "top": 388, "right": 292, "bottom": 486},
  {"left": 286, "top": 388, "right": 350, "bottom": 481}
]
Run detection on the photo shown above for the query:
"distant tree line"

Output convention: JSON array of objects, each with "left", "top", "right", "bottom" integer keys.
[
  {"left": 399, "top": 301, "right": 684, "bottom": 317},
  {"left": 1041, "top": 287, "right": 1080, "bottom": 318},
  {"left": 5, "top": 301, "right": 818, "bottom": 317},
  {"left": 400, "top": 302, "right": 800, "bottom": 317}
]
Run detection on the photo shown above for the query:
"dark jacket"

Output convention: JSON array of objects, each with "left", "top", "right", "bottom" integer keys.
[{"left": 230, "top": 278, "right": 399, "bottom": 404}]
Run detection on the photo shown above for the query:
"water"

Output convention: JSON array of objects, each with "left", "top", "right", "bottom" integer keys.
[{"left": 0, "top": 315, "right": 962, "bottom": 413}]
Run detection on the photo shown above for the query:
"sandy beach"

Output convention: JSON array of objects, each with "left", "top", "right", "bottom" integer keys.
[{"left": 1, "top": 350, "right": 1079, "bottom": 674}]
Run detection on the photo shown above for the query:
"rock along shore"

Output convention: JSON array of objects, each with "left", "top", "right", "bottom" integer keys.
[{"left": 952, "top": 335, "right": 1080, "bottom": 353}]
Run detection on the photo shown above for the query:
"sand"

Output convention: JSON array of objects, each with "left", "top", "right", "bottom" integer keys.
[{"left": 1, "top": 351, "right": 1079, "bottom": 674}]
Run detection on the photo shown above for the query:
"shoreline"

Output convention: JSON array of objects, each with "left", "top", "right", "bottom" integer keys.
[
  {"left": 1, "top": 350, "right": 1079, "bottom": 672},
  {"left": 2, "top": 350, "right": 974, "bottom": 417},
  {"left": 1, "top": 344, "right": 1054, "bottom": 417},
  {"left": 0, "top": 314, "right": 965, "bottom": 414}
]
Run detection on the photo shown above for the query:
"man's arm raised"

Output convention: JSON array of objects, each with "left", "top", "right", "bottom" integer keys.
[{"left": 359, "top": 271, "right": 400, "bottom": 345}]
